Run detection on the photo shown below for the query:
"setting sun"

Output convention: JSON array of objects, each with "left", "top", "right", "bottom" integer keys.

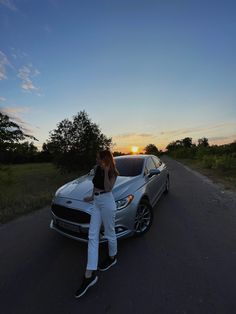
[{"left": 131, "top": 146, "right": 139, "bottom": 154}]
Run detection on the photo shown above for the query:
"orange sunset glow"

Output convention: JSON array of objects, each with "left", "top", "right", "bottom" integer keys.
[{"left": 131, "top": 146, "right": 139, "bottom": 154}]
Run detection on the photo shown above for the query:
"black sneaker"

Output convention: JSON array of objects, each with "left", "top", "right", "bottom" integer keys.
[
  {"left": 98, "top": 255, "right": 117, "bottom": 271},
  {"left": 74, "top": 272, "right": 98, "bottom": 299}
]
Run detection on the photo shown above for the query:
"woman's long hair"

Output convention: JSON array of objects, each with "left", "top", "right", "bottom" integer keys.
[{"left": 98, "top": 150, "right": 119, "bottom": 178}]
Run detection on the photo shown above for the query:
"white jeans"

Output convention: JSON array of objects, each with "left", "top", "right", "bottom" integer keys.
[{"left": 86, "top": 191, "right": 117, "bottom": 270}]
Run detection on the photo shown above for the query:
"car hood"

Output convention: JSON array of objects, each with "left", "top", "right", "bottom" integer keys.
[{"left": 55, "top": 174, "right": 144, "bottom": 201}]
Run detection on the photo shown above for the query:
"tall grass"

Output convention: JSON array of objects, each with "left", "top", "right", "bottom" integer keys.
[
  {"left": 0, "top": 163, "right": 84, "bottom": 224},
  {"left": 201, "top": 154, "right": 236, "bottom": 171}
]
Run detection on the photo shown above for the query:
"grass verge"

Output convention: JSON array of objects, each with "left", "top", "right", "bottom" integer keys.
[{"left": 0, "top": 163, "right": 85, "bottom": 224}]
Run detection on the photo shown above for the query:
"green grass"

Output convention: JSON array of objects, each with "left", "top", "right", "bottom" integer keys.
[
  {"left": 176, "top": 158, "right": 236, "bottom": 191},
  {"left": 0, "top": 163, "right": 85, "bottom": 224}
]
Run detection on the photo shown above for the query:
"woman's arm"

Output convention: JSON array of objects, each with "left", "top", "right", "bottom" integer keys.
[{"left": 104, "top": 168, "right": 116, "bottom": 192}]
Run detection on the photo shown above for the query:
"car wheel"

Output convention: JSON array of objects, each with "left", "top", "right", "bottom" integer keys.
[
  {"left": 164, "top": 176, "right": 170, "bottom": 194},
  {"left": 134, "top": 200, "right": 153, "bottom": 236}
]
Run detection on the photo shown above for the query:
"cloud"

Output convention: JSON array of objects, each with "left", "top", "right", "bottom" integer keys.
[
  {"left": 10, "top": 47, "right": 29, "bottom": 60},
  {"left": 159, "top": 122, "right": 236, "bottom": 138},
  {"left": 21, "top": 80, "right": 38, "bottom": 91},
  {"left": 208, "top": 134, "right": 236, "bottom": 143},
  {"left": 208, "top": 136, "right": 229, "bottom": 141},
  {"left": 113, "top": 132, "right": 153, "bottom": 139},
  {"left": 139, "top": 133, "right": 153, "bottom": 137},
  {"left": 111, "top": 132, "right": 157, "bottom": 152},
  {"left": 0, "top": 50, "right": 12, "bottom": 80},
  {"left": 17, "top": 64, "right": 40, "bottom": 93},
  {"left": 1, "top": 106, "right": 31, "bottom": 115},
  {"left": 0, "top": 97, "right": 6, "bottom": 102},
  {"left": 0, "top": 50, "right": 42, "bottom": 95},
  {"left": 0, "top": 0, "right": 17, "bottom": 11}
]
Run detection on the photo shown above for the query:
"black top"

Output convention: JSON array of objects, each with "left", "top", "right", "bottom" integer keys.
[
  {"left": 92, "top": 165, "right": 115, "bottom": 190},
  {"left": 92, "top": 165, "right": 105, "bottom": 190}
]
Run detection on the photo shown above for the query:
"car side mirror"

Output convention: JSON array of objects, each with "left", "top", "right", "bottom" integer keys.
[{"left": 148, "top": 169, "right": 161, "bottom": 178}]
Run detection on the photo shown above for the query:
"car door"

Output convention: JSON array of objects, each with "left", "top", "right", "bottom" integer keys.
[
  {"left": 144, "top": 157, "right": 162, "bottom": 206},
  {"left": 152, "top": 156, "right": 167, "bottom": 192}
]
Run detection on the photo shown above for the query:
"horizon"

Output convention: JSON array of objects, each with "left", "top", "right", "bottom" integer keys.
[{"left": 0, "top": 0, "right": 235, "bottom": 153}]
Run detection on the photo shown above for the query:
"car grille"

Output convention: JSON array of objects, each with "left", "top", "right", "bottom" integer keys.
[{"left": 51, "top": 204, "right": 91, "bottom": 223}]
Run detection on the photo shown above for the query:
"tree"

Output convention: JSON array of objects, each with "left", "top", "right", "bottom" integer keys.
[
  {"left": 198, "top": 137, "right": 209, "bottom": 147},
  {"left": 144, "top": 144, "right": 159, "bottom": 156},
  {"left": 0, "top": 112, "right": 38, "bottom": 146},
  {"left": 9, "top": 141, "right": 38, "bottom": 163},
  {"left": 0, "top": 111, "right": 38, "bottom": 163},
  {"left": 113, "top": 151, "right": 125, "bottom": 156},
  {"left": 166, "top": 140, "right": 182, "bottom": 151},
  {"left": 46, "top": 110, "right": 113, "bottom": 171},
  {"left": 182, "top": 137, "right": 193, "bottom": 148},
  {"left": 166, "top": 137, "right": 196, "bottom": 158}
]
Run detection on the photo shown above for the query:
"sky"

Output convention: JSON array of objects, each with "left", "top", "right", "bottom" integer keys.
[{"left": 0, "top": 0, "right": 235, "bottom": 153}]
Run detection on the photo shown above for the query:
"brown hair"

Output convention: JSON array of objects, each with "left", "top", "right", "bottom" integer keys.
[{"left": 98, "top": 150, "right": 119, "bottom": 178}]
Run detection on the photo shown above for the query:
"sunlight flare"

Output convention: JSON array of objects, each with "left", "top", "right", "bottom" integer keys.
[{"left": 131, "top": 146, "right": 139, "bottom": 154}]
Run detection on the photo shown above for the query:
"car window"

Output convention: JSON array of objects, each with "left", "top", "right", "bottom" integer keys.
[
  {"left": 115, "top": 158, "right": 144, "bottom": 176},
  {"left": 152, "top": 156, "right": 162, "bottom": 168},
  {"left": 145, "top": 157, "right": 156, "bottom": 172}
]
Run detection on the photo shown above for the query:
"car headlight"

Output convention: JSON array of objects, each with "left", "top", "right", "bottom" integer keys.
[{"left": 116, "top": 195, "right": 134, "bottom": 210}]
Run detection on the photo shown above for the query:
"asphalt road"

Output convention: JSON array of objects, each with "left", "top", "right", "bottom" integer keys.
[{"left": 1, "top": 156, "right": 236, "bottom": 314}]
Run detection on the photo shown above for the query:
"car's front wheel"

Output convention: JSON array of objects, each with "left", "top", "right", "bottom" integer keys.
[{"left": 134, "top": 199, "right": 153, "bottom": 236}]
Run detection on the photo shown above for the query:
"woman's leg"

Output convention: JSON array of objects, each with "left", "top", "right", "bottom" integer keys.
[
  {"left": 86, "top": 201, "right": 102, "bottom": 273},
  {"left": 100, "top": 194, "right": 117, "bottom": 258}
]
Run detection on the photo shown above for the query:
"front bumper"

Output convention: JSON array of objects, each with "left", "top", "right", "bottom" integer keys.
[
  {"left": 49, "top": 193, "right": 140, "bottom": 243},
  {"left": 50, "top": 211, "right": 133, "bottom": 243}
]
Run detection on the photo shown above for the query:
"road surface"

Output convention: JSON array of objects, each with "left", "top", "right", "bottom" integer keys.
[{"left": 0, "top": 156, "right": 236, "bottom": 314}]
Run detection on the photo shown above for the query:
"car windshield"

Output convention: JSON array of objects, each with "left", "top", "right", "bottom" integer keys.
[{"left": 114, "top": 158, "right": 144, "bottom": 176}]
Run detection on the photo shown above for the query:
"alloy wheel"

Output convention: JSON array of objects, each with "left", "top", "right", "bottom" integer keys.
[{"left": 134, "top": 203, "right": 152, "bottom": 234}]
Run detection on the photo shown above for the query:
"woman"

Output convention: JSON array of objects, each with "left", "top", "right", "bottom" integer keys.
[{"left": 75, "top": 149, "right": 119, "bottom": 298}]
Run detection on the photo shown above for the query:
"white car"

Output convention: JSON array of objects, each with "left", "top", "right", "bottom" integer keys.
[{"left": 50, "top": 154, "right": 169, "bottom": 242}]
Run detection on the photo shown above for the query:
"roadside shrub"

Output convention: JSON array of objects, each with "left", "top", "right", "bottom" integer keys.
[
  {"left": 201, "top": 155, "right": 215, "bottom": 169},
  {"left": 201, "top": 154, "right": 236, "bottom": 171},
  {"left": 213, "top": 155, "right": 236, "bottom": 171},
  {"left": 195, "top": 146, "right": 211, "bottom": 159}
]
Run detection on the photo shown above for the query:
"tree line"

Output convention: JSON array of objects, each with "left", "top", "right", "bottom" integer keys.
[
  {"left": 1, "top": 109, "right": 235, "bottom": 172},
  {"left": 166, "top": 136, "right": 236, "bottom": 171}
]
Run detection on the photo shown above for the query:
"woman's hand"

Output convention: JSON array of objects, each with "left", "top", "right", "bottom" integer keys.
[
  {"left": 103, "top": 164, "right": 110, "bottom": 172},
  {"left": 83, "top": 195, "right": 94, "bottom": 202},
  {"left": 101, "top": 161, "right": 110, "bottom": 172}
]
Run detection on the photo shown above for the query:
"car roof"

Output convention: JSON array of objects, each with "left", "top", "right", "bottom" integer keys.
[{"left": 114, "top": 154, "right": 156, "bottom": 159}]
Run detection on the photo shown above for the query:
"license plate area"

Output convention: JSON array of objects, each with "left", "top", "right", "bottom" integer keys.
[{"left": 57, "top": 220, "right": 81, "bottom": 233}]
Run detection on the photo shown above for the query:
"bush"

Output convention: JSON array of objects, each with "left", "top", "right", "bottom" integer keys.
[
  {"left": 201, "top": 155, "right": 215, "bottom": 169},
  {"left": 212, "top": 155, "right": 236, "bottom": 171},
  {"left": 201, "top": 154, "right": 236, "bottom": 171}
]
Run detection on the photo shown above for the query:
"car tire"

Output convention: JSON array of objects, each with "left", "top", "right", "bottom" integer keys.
[
  {"left": 164, "top": 176, "right": 170, "bottom": 194},
  {"left": 134, "top": 199, "right": 153, "bottom": 236}
]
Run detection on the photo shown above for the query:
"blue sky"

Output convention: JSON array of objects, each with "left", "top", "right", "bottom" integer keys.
[{"left": 0, "top": 0, "right": 235, "bottom": 152}]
